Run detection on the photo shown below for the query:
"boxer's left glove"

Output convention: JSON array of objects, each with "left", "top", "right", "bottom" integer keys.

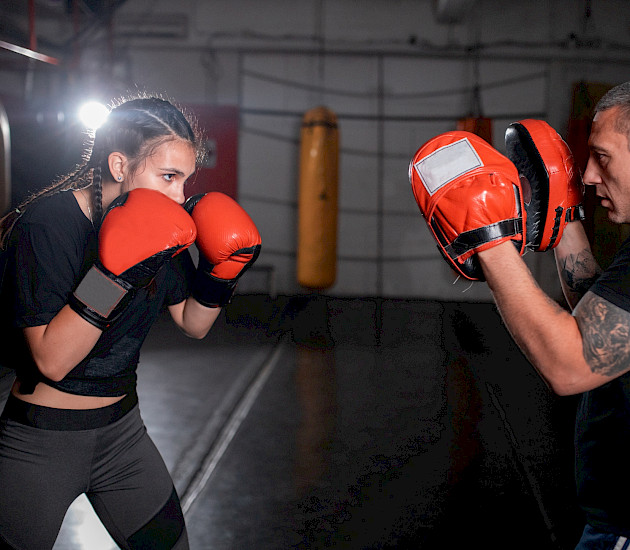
[
  {"left": 69, "top": 188, "right": 197, "bottom": 329},
  {"left": 409, "top": 131, "right": 526, "bottom": 281},
  {"left": 185, "top": 192, "right": 261, "bottom": 307},
  {"left": 505, "top": 119, "right": 585, "bottom": 251}
]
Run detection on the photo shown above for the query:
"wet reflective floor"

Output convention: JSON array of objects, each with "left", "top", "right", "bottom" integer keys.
[{"left": 0, "top": 295, "right": 583, "bottom": 549}]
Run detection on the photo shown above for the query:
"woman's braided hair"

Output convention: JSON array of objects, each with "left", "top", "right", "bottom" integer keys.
[{"left": 0, "top": 93, "right": 204, "bottom": 248}]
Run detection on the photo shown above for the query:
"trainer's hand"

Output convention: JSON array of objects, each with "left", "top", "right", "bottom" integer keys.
[
  {"left": 505, "top": 119, "right": 584, "bottom": 251},
  {"left": 185, "top": 192, "right": 261, "bottom": 307},
  {"left": 69, "top": 188, "right": 197, "bottom": 329},
  {"left": 409, "top": 131, "right": 525, "bottom": 281}
]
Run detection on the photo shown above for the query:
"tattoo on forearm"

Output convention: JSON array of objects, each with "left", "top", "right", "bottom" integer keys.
[
  {"left": 575, "top": 293, "right": 630, "bottom": 376},
  {"left": 560, "top": 250, "right": 602, "bottom": 298}
]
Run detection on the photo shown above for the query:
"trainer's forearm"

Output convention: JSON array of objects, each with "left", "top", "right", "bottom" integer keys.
[
  {"left": 553, "top": 221, "right": 602, "bottom": 310},
  {"left": 477, "top": 241, "right": 591, "bottom": 394}
]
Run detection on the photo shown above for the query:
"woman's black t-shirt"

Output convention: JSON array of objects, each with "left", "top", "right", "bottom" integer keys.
[{"left": 0, "top": 189, "right": 194, "bottom": 396}]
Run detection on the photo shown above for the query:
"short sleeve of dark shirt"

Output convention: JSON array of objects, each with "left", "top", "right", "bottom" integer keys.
[
  {"left": 589, "top": 236, "right": 630, "bottom": 311},
  {"left": 8, "top": 192, "right": 94, "bottom": 328}
]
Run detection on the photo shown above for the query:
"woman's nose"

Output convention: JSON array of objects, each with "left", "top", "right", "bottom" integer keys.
[{"left": 169, "top": 184, "right": 186, "bottom": 205}]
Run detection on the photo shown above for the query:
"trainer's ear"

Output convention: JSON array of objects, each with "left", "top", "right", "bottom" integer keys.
[{"left": 107, "top": 152, "right": 127, "bottom": 183}]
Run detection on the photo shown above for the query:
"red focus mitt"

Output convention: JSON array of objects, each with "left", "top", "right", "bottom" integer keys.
[
  {"left": 505, "top": 119, "right": 584, "bottom": 251},
  {"left": 409, "top": 131, "right": 525, "bottom": 281}
]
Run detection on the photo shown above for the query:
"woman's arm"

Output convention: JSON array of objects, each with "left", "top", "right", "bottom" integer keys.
[
  {"left": 24, "top": 293, "right": 222, "bottom": 381},
  {"left": 168, "top": 298, "right": 222, "bottom": 339},
  {"left": 23, "top": 307, "right": 102, "bottom": 381}
]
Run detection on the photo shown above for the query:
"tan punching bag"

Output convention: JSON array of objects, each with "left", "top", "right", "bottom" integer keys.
[{"left": 297, "top": 106, "right": 339, "bottom": 290}]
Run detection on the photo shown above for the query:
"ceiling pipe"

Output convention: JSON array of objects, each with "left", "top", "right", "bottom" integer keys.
[
  {"left": 0, "top": 0, "right": 60, "bottom": 66},
  {"left": 0, "top": 40, "right": 60, "bottom": 66}
]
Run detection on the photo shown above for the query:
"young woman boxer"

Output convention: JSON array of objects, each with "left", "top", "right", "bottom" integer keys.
[{"left": 0, "top": 95, "right": 260, "bottom": 549}]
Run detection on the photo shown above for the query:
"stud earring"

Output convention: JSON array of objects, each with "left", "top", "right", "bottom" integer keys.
[{"left": 117, "top": 176, "right": 123, "bottom": 181}]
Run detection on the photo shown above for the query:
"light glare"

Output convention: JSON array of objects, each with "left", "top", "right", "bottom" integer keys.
[{"left": 78, "top": 101, "right": 109, "bottom": 130}]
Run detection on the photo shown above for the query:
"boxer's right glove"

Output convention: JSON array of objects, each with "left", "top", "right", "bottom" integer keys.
[
  {"left": 69, "top": 188, "right": 197, "bottom": 329},
  {"left": 184, "top": 192, "right": 261, "bottom": 308},
  {"left": 409, "top": 131, "right": 526, "bottom": 281},
  {"left": 505, "top": 119, "right": 585, "bottom": 251}
]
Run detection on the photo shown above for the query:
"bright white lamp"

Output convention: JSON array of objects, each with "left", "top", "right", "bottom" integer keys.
[{"left": 78, "top": 101, "right": 109, "bottom": 130}]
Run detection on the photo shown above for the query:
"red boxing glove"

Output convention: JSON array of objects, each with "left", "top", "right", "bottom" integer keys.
[
  {"left": 505, "top": 119, "right": 585, "bottom": 251},
  {"left": 185, "top": 192, "right": 261, "bottom": 307},
  {"left": 409, "top": 131, "right": 525, "bottom": 281},
  {"left": 70, "top": 188, "right": 197, "bottom": 329}
]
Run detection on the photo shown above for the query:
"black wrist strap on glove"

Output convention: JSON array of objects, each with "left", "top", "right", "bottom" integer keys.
[
  {"left": 191, "top": 257, "right": 238, "bottom": 308},
  {"left": 68, "top": 264, "right": 134, "bottom": 330},
  {"left": 566, "top": 204, "right": 585, "bottom": 223},
  {"left": 440, "top": 217, "right": 523, "bottom": 260}
]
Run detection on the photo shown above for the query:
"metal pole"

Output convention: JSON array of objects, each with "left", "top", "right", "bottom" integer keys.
[{"left": 0, "top": 101, "right": 11, "bottom": 215}]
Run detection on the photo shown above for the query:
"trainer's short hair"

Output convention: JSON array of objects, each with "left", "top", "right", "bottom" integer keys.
[{"left": 595, "top": 82, "right": 630, "bottom": 146}]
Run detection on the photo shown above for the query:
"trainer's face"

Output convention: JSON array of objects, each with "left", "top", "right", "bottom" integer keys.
[
  {"left": 584, "top": 106, "right": 630, "bottom": 224},
  {"left": 123, "top": 138, "right": 197, "bottom": 204}
]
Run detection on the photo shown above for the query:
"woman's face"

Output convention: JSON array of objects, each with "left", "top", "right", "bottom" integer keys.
[{"left": 121, "top": 139, "right": 197, "bottom": 204}]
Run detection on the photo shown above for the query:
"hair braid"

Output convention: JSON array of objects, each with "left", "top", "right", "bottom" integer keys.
[{"left": 92, "top": 165, "right": 103, "bottom": 224}]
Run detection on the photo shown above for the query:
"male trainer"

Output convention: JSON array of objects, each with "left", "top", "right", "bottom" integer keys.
[{"left": 410, "top": 81, "right": 630, "bottom": 549}]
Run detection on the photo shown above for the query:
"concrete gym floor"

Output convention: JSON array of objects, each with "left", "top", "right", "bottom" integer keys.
[{"left": 0, "top": 295, "right": 584, "bottom": 549}]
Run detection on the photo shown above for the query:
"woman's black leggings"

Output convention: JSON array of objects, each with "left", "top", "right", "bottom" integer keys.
[{"left": 0, "top": 392, "right": 188, "bottom": 550}]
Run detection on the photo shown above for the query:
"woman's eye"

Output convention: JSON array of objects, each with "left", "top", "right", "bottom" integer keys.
[{"left": 163, "top": 173, "right": 175, "bottom": 182}]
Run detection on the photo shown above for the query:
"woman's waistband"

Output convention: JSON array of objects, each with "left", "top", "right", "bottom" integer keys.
[{"left": 0, "top": 390, "right": 138, "bottom": 430}]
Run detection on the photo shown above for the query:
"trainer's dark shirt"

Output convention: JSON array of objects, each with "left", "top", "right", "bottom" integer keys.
[
  {"left": 0, "top": 190, "right": 194, "bottom": 396},
  {"left": 576, "top": 235, "right": 630, "bottom": 536}
]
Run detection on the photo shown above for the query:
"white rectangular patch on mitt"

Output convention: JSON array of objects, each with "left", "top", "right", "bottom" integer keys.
[{"left": 413, "top": 138, "right": 483, "bottom": 196}]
